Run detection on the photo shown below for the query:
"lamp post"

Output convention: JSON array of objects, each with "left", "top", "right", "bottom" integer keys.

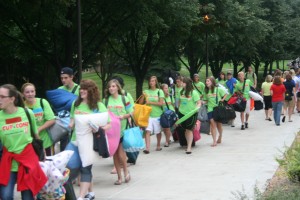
[
  {"left": 204, "top": 14, "right": 209, "bottom": 78},
  {"left": 77, "top": 0, "right": 82, "bottom": 82}
]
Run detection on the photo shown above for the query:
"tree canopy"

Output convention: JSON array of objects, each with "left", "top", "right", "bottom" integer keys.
[{"left": 0, "top": 0, "right": 299, "bottom": 97}]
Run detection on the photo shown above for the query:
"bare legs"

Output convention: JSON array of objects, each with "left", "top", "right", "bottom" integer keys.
[
  {"left": 144, "top": 131, "right": 151, "bottom": 152},
  {"left": 209, "top": 119, "right": 222, "bottom": 147},
  {"left": 185, "top": 129, "right": 193, "bottom": 152},
  {"left": 113, "top": 144, "right": 130, "bottom": 185},
  {"left": 163, "top": 128, "right": 171, "bottom": 146}
]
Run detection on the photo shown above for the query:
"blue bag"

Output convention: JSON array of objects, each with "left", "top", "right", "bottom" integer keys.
[
  {"left": 160, "top": 98, "right": 177, "bottom": 128},
  {"left": 65, "top": 142, "right": 82, "bottom": 169},
  {"left": 123, "top": 119, "right": 145, "bottom": 152},
  {"left": 46, "top": 89, "right": 77, "bottom": 112}
]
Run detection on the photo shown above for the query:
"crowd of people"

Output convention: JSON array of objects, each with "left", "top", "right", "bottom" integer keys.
[{"left": 0, "top": 65, "right": 299, "bottom": 200}]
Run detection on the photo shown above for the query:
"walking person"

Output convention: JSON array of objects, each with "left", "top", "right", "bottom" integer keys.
[
  {"left": 261, "top": 75, "right": 273, "bottom": 121},
  {"left": 282, "top": 74, "right": 296, "bottom": 122},
  {"left": 217, "top": 72, "right": 226, "bottom": 87},
  {"left": 192, "top": 74, "right": 205, "bottom": 98},
  {"left": 104, "top": 79, "right": 133, "bottom": 185},
  {"left": 234, "top": 72, "right": 253, "bottom": 130},
  {"left": 139, "top": 76, "right": 164, "bottom": 154},
  {"left": 21, "top": 83, "right": 55, "bottom": 156},
  {"left": 203, "top": 77, "right": 227, "bottom": 147},
  {"left": 69, "top": 79, "right": 111, "bottom": 200},
  {"left": 0, "top": 84, "right": 47, "bottom": 200},
  {"left": 161, "top": 83, "right": 176, "bottom": 147},
  {"left": 174, "top": 76, "right": 183, "bottom": 113},
  {"left": 270, "top": 76, "right": 286, "bottom": 126},
  {"left": 58, "top": 67, "right": 80, "bottom": 152},
  {"left": 225, "top": 70, "right": 237, "bottom": 127},
  {"left": 246, "top": 65, "right": 257, "bottom": 88},
  {"left": 178, "top": 77, "right": 201, "bottom": 154}
]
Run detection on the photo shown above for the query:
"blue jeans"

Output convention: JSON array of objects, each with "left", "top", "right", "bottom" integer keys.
[
  {"left": 272, "top": 101, "right": 283, "bottom": 125},
  {"left": 0, "top": 172, "right": 34, "bottom": 200}
]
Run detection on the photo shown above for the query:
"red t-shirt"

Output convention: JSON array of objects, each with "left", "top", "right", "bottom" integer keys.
[{"left": 270, "top": 84, "right": 286, "bottom": 102}]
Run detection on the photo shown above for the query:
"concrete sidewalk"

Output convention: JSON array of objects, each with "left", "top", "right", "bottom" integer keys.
[{"left": 72, "top": 110, "right": 299, "bottom": 200}]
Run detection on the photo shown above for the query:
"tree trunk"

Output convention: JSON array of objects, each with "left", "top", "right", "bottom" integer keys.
[
  {"left": 263, "top": 61, "right": 269, "bottom": 77},
  {"left": 268, "top": 60, "right": 273, "bottom": 75}
]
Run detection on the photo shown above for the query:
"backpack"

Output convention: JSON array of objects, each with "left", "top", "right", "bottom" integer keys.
[{"left": 160, "top": 98, "right": 177, "bottom": 128}]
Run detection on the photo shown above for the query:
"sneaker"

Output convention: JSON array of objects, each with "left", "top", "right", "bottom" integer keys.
[
  {"left": 245, "top": 122, "right": 248, "bottom": 128},
  {"left": 84, "top": 193, "right": 95, "bottom": 200},
  {"left": 241, "top": 125, "right": 245, "bottom": 130}
]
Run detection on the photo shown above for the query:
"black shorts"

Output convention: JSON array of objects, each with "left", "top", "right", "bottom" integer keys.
[
  {"left": 263, "top": 96, "right": 272, "bottom": 110},
  {"left": 178, "top": 112, "right": 197, "bottom": 131}
]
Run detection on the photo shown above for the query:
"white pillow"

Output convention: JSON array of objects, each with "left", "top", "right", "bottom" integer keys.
[
  {"left": 74, "top": 112, "right": 108, "bottom": 135},
  {"left": 249, "top": 91, "right": 263, "bottom": 101}
]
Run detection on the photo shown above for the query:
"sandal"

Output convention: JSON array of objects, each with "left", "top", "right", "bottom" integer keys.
[
  {"left": 125, "top": 172, "right": 131, "bottom": 183},
  {"left": 114, "top": 179, "right": 122, "bottom": 185},
  {"left": 156, "top": 147, "right": 162, "bottom": 151},
  {"left": 143, "top": 150, "right": 150, "bottom": 154},
  {"left": 164, "top": 143, "right": 169, "bottom": 147}
]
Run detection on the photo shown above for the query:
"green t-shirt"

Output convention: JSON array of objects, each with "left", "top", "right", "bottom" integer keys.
[
  {"left": 58, "top": 83, "right": 80, "bottom": 96},
  {"left": 70, "top": 101, "right": 108, "bottom": 141},
  {"left": 25, "top": 98, "right": 55, "bottom": 148},
  {"left": 103, "top": 95, "right": 133, "bottom": 135},
  {"left": 174, "top": 85, "right": 183, "bottom": 100},
  {"left": 245, "top": 72, "right": 257, "bottom": 86},
  {"left": 123, "top": 90, "right": 134, "bottom": 109},
  {"left": 143, "top": 89, "right": 164, "bottom": 117},
  {"left": 193, "top": 81, "right": 205, "bottom": 96},
  {"left": 0, "top": 107, "right": 38, "bottom": 171},
  {"left": 203, "top": 87, "right": 227, "bottom": 112},
  {"left": 261, "top": 82, "right": 272, "bottom": 96},
  {"left": 217, "top": 79, "right": 226, "bottom": 87},
  {"left": 234, "top": 79, "right": 253, "bottom": 100},
  {"left": 162, "top": 96, "right": 175, "bottom": 112},
  {"left": 178, "top": 90, "right": 200, "bottom": 115}
]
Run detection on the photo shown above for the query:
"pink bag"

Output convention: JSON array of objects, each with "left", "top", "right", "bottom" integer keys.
[
  {"left": 193, "top": 120, "right": 201, "bottom": 142},
  {"left": 105, "top": 112, "right": 121, "bottom": 156}
]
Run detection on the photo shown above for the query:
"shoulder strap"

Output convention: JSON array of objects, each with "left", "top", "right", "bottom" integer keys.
[
  {"left": 216, "top": 87, "right": 219, "bottom": 104},
  {"left": 242, "top": 79, "right": 246, "bottom": 92},
  {"left": 193, "top": 82, "right": 202, "bottom": 94},
  {"left": 121, "top": 95, "right": 126, "bottom": 107},
  {"left": 164, "top": 98, "right": 170, "bottom": 110},
  {"left": 23, "top": 108, "right": 35, "bottom": 139},
  {"left": 71, "top": 85, "right": 78, "bottom": 94},
  {"left": 40, "top": 98, "right": 44, "bottom": 110},
  {"left": 105, "top": 97, "right": 109, "bottom": 107}
]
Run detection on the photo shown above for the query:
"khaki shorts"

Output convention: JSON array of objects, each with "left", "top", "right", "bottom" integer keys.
[{"left": 284, "top": 99, "right": 295, "bottom": 108}]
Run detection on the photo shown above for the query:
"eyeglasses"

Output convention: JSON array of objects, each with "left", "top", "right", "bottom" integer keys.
[{"left": 0, "top": 95, "right": 11, "bottom": 99}]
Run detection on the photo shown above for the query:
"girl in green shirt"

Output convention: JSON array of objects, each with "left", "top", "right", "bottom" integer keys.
[
  {"left": 203, "top": 77, "right": 227, "bottom": 147},
  {"left": 69, "top": 79, "right": 111, "bottom": 200},
  {"left": 0, "top": 84, "right": 41, "bottom": 200},
  {"left": 21, "top": 83, "right": 55, "bottom": 156},
  {"left": 161, "top": 83, "right": 175, "bottom": 147},
  {"left": 217, "top": 72, "right": 226, "bottom": 87},
  {"left": 178, "top": 77, "right": 201, "bottom": 154},
  {"left": 138, "top": 76, "right": 164, "bottom": 154},
  {"left": 193, "top": 74, "right": 205, "bottom": 99},
  {"left": 104, "top": 79, "right": 133, "bottom": 185}
]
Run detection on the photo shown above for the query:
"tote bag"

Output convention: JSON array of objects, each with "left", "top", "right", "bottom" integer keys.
[
  {"left": 47, "top": 119, "right": 69, "bottom": 144},
  {"left": 193, "top": 120, "right": 201, "bottom": 142},
  {"left": 123, "top": 118, "right": 145, "bottom": 152},
  {"left": 133, "top": 95, "right": 152, "bottom": 127}
]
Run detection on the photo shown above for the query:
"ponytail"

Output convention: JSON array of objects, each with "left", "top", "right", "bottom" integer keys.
[{"left": 0, "top": 84, "right": 25, "bottom": 108}]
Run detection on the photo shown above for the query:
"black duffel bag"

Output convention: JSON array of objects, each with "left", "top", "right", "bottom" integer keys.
[{"left": 213, "top": 102, "right": 236, "bottom": 123}]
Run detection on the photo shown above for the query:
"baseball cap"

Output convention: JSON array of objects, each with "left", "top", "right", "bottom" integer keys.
[
  {"left": 227, "top": 70, "right": 233, "bottom": 75},
  {"left": 61, "top": 67, "right": 73, "bottom": 76}
]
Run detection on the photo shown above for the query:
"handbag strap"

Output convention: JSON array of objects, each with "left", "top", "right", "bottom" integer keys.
[
  {"left": 135, "top": 94, "right": 144, "bottom": 104},
  {"left": 193, "top": 82, "right": 202, "bottom": 95},
  {"left": 23, "top": 108, "right": 36, "bottom": 139},
  {"left": 125, "top": 115, "right": 138, "bottom": 129},
  {"left": 164, "top": 98, "right": 170, "bottom": 110},
  {"left": 215, "top": 87, "right": 219, "bottom": 104}
]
